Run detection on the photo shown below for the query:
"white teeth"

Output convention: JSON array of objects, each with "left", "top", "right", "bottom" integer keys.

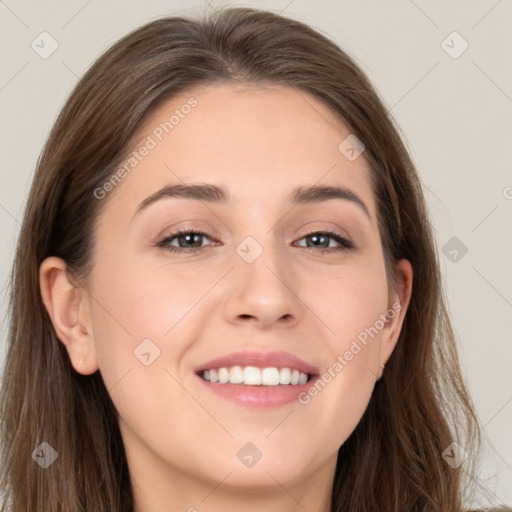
[
  {"left": 228, "top": 366, "right": 244, "bottom": 384},
  {"left": 200, "top": 366, "right": 310, "bottom": 386},
  {"left": 218, "top": 367, "right": 229, "bottom": 383},
  {"left": 243, "top": 366, "right": 261, "bottom": 385},
  {"left": 261, "top": 367, "right": 279, "bottom": 386},
  {"left": 279, "top": 367, "right": 292, "bottom": 385}
]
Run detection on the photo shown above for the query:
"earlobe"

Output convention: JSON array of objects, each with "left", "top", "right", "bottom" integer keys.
[{"left": 39, "top": 256, "right": 99, "bottom": 375}]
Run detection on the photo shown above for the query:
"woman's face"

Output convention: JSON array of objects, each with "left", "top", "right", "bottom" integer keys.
[{"left": 54, "top": 83, "right": 412, "bottom": 503}]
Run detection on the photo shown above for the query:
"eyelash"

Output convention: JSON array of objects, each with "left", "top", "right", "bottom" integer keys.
[{"left": 156, "top": 228, "right": 354, "bottom": 254}]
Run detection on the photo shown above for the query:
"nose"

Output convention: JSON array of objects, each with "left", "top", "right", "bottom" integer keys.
[{"left": 222, "top": 242, "right": 302, "bottom": 330}]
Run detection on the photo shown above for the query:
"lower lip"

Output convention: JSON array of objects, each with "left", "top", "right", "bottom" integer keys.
[{"left": 195, "top": 374, "right": 318, "bottom": 408}]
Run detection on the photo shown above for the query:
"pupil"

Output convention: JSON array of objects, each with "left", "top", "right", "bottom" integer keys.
[
  {"left": 310, "top": 234, "right": 328, "bottom": 248},
  {"left": 181, "top": 233, "right": 201, "bottom": 247}
]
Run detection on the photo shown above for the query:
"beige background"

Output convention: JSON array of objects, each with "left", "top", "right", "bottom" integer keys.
[{"left": 0, "top": 0, "right": 511, "bottom": 507}]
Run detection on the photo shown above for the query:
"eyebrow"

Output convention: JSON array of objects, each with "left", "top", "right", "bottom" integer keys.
[{"left": 133, "top": 183, "right": 372, "bottom": 222}]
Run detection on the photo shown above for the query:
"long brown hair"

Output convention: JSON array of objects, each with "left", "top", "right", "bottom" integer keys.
[{"left": 0, "top": 7, "right": 504, "bottom": 511}]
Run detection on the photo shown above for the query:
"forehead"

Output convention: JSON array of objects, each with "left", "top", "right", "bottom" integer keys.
[
  {"left": 136, "top": 81, "right": 358, "bottom": 159},
  {"left": 102, "top": 82, "right": 376, "bottom": 220}
]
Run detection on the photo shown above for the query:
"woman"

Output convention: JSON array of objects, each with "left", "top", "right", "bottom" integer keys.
[{"left": 0, "top": 7, "right": 507, "bottom": 512}]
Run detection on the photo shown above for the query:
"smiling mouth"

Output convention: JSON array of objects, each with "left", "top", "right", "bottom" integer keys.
[{"left": 197, "top": 365, "right": 312, "bottom": 386}]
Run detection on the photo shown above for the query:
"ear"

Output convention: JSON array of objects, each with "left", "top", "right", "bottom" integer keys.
[
  {"left": 39, "top": 256, "right": 99, "bottom": 375},
  {"left": 379, "top": 258, "right": 413, "bottom": 367}
]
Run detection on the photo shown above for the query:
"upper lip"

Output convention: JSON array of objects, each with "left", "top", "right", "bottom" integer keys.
[{"left": 194, "top": 349, "right": 319, "bottom": 375}]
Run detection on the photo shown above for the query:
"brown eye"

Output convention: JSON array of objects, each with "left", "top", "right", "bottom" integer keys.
[
  {"left": 173, "top": 232, "right": 204, "bottom": 248},
  {"left": 296, "top": 231, "right": 354, "bottom": 251},
  {"left": 157, "top": 230, "right": 214, "bottom": 252}
]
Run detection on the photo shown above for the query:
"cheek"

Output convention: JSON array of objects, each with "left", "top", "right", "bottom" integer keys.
[
  {"left": 87, "top": 263, "right": 205, "bottom": 460},
  {"left": 293, "top": 258, "right": 388, "bottom": 447},
  {"left": 89, "top": 256, "right": 211, "bottom": 348},
  {"left": 87, "top": 254, "right": 220, "bottom": 422},
  {"left": 307, "top": 255, "right": 389, "bottom": 344}
]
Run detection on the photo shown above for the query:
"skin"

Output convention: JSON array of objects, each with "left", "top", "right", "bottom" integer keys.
[{"left": 40, "top": 82, "right": 412, "bottom": 512}]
